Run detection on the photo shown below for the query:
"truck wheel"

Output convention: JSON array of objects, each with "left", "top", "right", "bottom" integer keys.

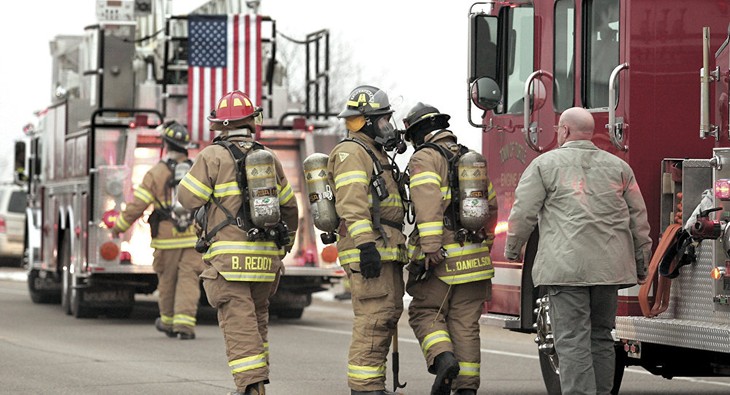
[
  {"left": 28, "top": 269, "right": 60, "bottom": 304},
  {"left": 538, "top": 348, "right": 562, "bottom": 395},
  {"left": 105, "top": 306, "right": 134, "bottom": 319},
  {"left": 276, "top": 308, "right": 304, "bottom": 319},
  {"left": 535, "top": 293, "right": 561, "bottom": 395},
  {"left": 59, "top": 232, "right": 96, "bottom": 318}
]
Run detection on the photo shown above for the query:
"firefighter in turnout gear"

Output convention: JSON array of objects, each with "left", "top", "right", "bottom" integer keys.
[
  {"left": 112, "top": 121, "right": 204, "bottom": 340},
  {"left": 327, "top": 85, "right": 407, "bottom": 395},
  {"left": 402, "top": 103, "right": 498, "bottom": 395},
  {"left": 177, "top": 90, "right": 298, "bottom": 395}
]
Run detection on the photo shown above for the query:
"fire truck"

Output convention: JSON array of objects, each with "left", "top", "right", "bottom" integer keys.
[
  {"left": 16, "top": 0, "right": 343, "bottom": 319},
  {"left": 466, "top": 0, "right": 730, "bottom": 392}
]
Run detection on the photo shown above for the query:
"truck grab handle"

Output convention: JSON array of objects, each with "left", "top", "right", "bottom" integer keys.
[{"left": 607, "top": 63, "right": 629, "bottom": 151}]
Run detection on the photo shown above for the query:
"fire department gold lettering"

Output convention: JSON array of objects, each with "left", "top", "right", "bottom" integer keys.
[
  {"left": 446, "top": 257, "right": 490, "bottom": 272},
  {"left": 245, "top": 256, "right": 272, "bottom": 271}
]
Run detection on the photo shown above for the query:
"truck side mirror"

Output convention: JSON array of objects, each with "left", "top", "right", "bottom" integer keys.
[{"left": 470, "top": 77, "right": 501, "bottom": 111}]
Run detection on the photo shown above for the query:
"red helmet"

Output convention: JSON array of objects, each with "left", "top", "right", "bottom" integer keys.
[{"left": 207, "top": 90, "right": 262, "bottom": 126}]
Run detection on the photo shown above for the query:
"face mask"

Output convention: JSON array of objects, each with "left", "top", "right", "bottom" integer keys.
[{"left": 373, "top": 116, "right": 406, "bottom": 153}]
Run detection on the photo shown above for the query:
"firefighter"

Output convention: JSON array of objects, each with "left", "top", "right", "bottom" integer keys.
[
  {"left": 327, "top": 85, "right": 407, "bottom": 395},
  {"left": 402, "top": 103, "right": 498, "bottom": 395},
  {"left": 177, "top": 90, "right": 298, "bottom": 395},
  {"left": 112, "top": 121, "right": 204, "bottom": 340}
]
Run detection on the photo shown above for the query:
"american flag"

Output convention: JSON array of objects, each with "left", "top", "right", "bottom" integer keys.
[{"left": 187, "top": 14, "right": 261, "bottom": 142}]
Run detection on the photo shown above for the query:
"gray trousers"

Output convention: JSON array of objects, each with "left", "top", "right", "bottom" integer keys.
[{"left": 548, "top": 285, "right": 619, "bottom": 395}]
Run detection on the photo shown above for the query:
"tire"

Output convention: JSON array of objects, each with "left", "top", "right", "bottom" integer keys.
[
  {"left": 27, "top": 269, "right": 60, "bottom": 304},
  {"left": 59, "top": 231, "right": 96, "bottom": 319},
  {"left": 276, "top": 308, "right": 304, "bottom": 319},
  {"left": 538, "top": 348, "right": 562, "bottom": 395},
  {"left": 60, "top": 232, "right": 72, "bottom": 315}
]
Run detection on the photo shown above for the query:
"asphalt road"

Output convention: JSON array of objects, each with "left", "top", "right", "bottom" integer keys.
[{"left": 2, "top": 266, "right": 730, "bottom": 394}]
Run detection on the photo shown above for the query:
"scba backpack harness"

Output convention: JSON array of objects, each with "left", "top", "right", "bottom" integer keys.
[
  {"left": 194, "top": 140, "right": 290, "bottom": 253},
  {"left": 148, "top": 158, "right": 194, "bottom": 237}
]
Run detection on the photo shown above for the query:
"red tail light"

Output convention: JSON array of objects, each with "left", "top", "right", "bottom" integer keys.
[{"left": 0, "top": 216, "right": 6, "bottom": 233}]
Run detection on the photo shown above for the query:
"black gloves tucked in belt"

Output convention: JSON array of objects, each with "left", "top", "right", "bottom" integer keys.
[{"left": 357, "top": 242, "right": 381, "bottom": 279}]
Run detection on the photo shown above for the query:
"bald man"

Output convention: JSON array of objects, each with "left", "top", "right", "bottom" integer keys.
[{"left": 505, "top": 107, "right": 652, "bottom": 394}]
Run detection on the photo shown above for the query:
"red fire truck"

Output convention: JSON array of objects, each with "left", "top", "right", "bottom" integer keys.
[
  {"left": 467, "top": 0, "right": 730, "bottom": 392},
  {"left": 17, "top": 0, "right": 343, "bottom": 319}
]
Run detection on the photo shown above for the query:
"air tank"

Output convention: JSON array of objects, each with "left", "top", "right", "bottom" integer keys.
[
  {"left": 245, "top": 149, "right": 280, "bottom": 228},
  {"left": 458, "top": 150, "right": 489, "bottom": 232}
]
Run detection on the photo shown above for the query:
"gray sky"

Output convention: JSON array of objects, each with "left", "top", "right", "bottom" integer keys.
[{"left": 0, "top": 0, "right": 483, "bottom": 179}]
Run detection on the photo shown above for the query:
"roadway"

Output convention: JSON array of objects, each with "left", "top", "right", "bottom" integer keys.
[{"left": 1, "top": 266, "right": 730, "bottom": 394}]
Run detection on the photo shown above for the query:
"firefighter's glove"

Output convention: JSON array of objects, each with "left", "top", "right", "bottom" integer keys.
[
  {"left": 424, "top": 249, "right": 446, "bottom": 270},
  {"left": 358, "top": 242, "right": 381, "bottom": 279}
]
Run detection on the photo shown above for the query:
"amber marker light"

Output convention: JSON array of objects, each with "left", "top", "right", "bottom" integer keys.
[
  {"left": 711, "top": 266, "right": 726, "bottom": 280},
  {"left": 715, "top": 179, "right": 730, "bottom": 201},
  {"left": 321, "top": 245, "right": 339, "bottom": 264},
  {"left": 100, "top": 241, "right": 120, "bottom": 261}
]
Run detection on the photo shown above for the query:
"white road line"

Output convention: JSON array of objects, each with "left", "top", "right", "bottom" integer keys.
[{"left": 289, "top": 325, "right": 730, "bottom": 388}]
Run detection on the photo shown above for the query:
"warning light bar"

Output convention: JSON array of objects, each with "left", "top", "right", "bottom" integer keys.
[{"left": 715, "top": 179, "right": 730, "bottom": 200}]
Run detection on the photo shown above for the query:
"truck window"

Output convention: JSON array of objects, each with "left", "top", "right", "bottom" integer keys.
[
  {"left": 8, "top": 191, "right": 27, "bottom": 214},
  {"left": 584, "top": 0, "right": 619, "bottom": 109},
  {"left": 554, "top": 0, "right": 575, "bottom": 112},
  {"left": 504, "top": 6, "right": 534, "bottom": 114}
]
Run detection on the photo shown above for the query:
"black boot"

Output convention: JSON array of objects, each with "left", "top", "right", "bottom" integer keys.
[
  {"left": 154, "top": 317, "right": 176, "bottom": 338},
  {"left": 454, "top": 389, "right": 476, "bottom": 395},
  {"left": 243, "top": 381, "right": 265, "bottom": 395},
  {"left": 431, "top": 351, "right": 460, "bottom": 395}
]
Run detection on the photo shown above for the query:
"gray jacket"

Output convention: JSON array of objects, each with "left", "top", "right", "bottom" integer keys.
[{"left": 505, "top": 140, "right": 652, "bottom": 287}]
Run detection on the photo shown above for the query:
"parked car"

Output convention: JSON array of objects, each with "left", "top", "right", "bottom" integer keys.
[{"left": 0, "top": 184, "right": 26, "bottom": 266}]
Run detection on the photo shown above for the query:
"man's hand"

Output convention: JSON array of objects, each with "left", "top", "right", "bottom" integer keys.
[
  {"left": 358, "top": 242, "right": 381, "bottom": 279},
  {"left": 505, "top": 251, "right": 520, "bottom": 262}
]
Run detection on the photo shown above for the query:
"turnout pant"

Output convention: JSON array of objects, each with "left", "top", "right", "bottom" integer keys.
[
  {"left": 347, "top": 261, "right": 404, "bottom": 392},
  {"left": 153, "top": 248, "right": 205, "bottom": 334},
  {"left": 548, "top": 285, "right": 619, "bottom": 395},
  {"left": 407, "top": 275, "right": 490, "bottom": 391},
  {"left": 201, "top": 267, "right": 275, "bottom": 392}
]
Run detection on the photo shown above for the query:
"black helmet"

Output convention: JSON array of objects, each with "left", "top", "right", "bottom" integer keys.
[
  {"left": 403, "top": 102, "right": 451, "bottom": 143},
  {"left": 161, "top": 121, "right": 191, "bottom": 151},
  {"left": 337, "top": 85, "right": 394, "bottom": 118}
]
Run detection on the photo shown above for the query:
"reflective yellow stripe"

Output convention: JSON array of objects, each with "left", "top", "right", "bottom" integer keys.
[
  {"left": 214, "top": 181, "right": 241, "bottom": 197},
  {"left": 417, "top": 221, "right": 443, "bottom": 237},
  {"left": 488, "top": 182, "right": 496, "bottom": 200},
  {"left": 160, "top": 314, "right": 173, "bottom": 325},
  {"left": 442, "top": 242, "right": 490, "bottom": 257},
  {"left": 438, "top": 269, "right": 494, "bottom": 285},
  {"left": 219, "top": 272, "right": 276, "bottom": 282},
  {"left": 410, "top": 171, "right": 441, "bottom": 188},
  {"left": 229, "top": 353, "right": 268, "bottom": 374},
  {"left": 116, "top": 216, "right": 131, "bottom": 232},
  {"left": 279, "top": 183, "right": 294, "bottom": 205},
  {"left": 335, "top": 170, "right": 369, "bottom": 189},
  {"left": 367, "top": 194, "right": 403, "bottom": 208},
  {"left": 173, "top": 314, "right": 197, "bottom": 327},
  {"left": 442, "top": 187, "right": 451, "bottom": 200},
  {"left": 134, "top": 187, "right": 154, "bottom": 204},
  {"left": 202, "top": 240, "right": 282, "bottom": 259},
  {"left": 151, "top": 237, "right": 198, "bottom": 249},
  {"left": 339, "top": 246, "right": 403, "bottom": 265},
  {"left": 458, "top": 362, "right": 480, "bottom": 377},
  {"left": 348, "top": 219, "right": 373, "bottom": 237},
  {"left": 347, "top": 363, "right": 386, "bottom": 379},
  {"left": 422, "top": 330, "right": 451, "bottom": 354},
  {"left": 180, "top": 174, "right": 212, "bottom": 200},
  {"left": 338, "top": 248, "right": 359, "bottom": 265}
]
